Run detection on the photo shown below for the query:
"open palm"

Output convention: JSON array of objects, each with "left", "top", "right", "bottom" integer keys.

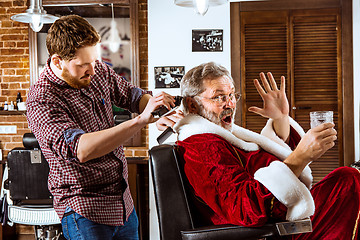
[{"left": 248, "top": 72, "right": 289, "bottom": 120}]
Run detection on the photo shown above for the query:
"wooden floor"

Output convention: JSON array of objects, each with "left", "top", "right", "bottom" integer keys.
[
  {"left": 17, "top": 234, "right": 34, "bottom": 240},
  {"left": 17, "top": 225, "right": 33, "bottom": 240},
  {"left": 3, "top": 224, "right": 65, "bottom": 240},
  {"left": 2, "top": 224, "right": 34, "bottom": 240}
]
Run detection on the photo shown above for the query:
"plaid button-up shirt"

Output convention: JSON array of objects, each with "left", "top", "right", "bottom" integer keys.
[{"left": 26, "top": 59, "right": 150, "bottom": 226}]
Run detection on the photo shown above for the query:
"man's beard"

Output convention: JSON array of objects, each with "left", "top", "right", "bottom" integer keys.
[
  {"left": 197, "top": 100, "right": 236, "bottom": 131},
  {"left": 62, "top": 67, "right": 91, "bottom": 89}
]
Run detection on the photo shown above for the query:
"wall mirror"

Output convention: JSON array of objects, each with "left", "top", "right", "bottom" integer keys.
[
  {"left": 29, "top": 0, "right": 139, "bottom": 87},
  {"left": 28, "top": 0, "right": 141, "bottom": 146}
]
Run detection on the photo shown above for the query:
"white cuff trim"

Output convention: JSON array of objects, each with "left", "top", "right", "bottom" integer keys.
[
  {"left": 261, "top": 117, "right": 305, "bottom": 149},
  {"left": 254, "top": 161, "right": 315, "bottom": 221},
  {"left": 299, "top": 165, "right": 313, "bottom": 189}
]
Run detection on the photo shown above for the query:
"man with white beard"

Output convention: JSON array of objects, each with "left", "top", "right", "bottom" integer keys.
[{"left": 172, "top": 62, "right": 360, "bottom": 239}]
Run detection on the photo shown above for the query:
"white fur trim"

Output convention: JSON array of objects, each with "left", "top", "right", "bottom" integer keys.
[
  {"left": 261, "top": 119, "right": 289, "bottom": 149},
  {"left": 174, "top": 114, "right": 313, "bottom": 187},
  {"left": 299, "top": 165, "right": 313, "bottom": 189},
  {"left": 174, "top": 114, "right": 260, "bottom": 152},
  {"left": 174, "top": 115, "right": 295, "bottom": 161},
  {"left": 261, "top": 117, "right": 305, "bottom": 149},
  {"left": 254, "top": 161, "right": 315, "bottom": 221},
  {"left": 289, "top": 117, "right": 306, "bottom": 137},
  {"left": 260, "top": 117, "right": 312, "bottom": 188}
]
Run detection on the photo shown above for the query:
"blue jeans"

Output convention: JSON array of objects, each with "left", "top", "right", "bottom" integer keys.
[{"left": 61, "top": 210, "right": 139, "bottom": 240}]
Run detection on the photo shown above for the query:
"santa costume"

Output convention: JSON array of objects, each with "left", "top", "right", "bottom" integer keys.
[{"left": 174, "top": 114, "right": 360, "bottom": 240}]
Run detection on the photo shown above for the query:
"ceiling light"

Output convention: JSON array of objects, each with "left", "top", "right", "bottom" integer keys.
[
  {"left": 174, "top": 0, "right": 228, "bottom": 16},
  {"left": 11, "top": 0, "right": 58, "bottom": 32}
]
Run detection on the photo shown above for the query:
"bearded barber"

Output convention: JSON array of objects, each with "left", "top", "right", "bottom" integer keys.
[{"left": 26, "top": 15, "right": 182, "bottom": 240}]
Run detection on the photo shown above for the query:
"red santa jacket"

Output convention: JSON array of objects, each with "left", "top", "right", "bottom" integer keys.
[{"left": 174, "top": 114, "right": 314, "bottom": 227}]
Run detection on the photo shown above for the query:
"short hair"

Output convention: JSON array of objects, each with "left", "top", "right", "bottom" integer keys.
[
  {"left": 180, "top": 62, "right": 233, "bottom": 113},
  {"left": 46, "top": 15, "right": 101, "bottom": 61}
]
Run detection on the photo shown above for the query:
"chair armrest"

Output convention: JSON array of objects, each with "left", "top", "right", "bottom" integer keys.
[
  {"left": 181, "top": 219, "right": 312, "bottom": 240},
  {"left": 180, "top": 224, "right": 277, "bottom": 240},
  {"left": 275, "top": 218, "right": 312, "bottom": 236}
]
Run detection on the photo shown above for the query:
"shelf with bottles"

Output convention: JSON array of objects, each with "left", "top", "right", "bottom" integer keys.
[
  {"left": 0, "top": 110, "right": 26, "bottom": 115},
  {"left": 0, "top": 92, "right": 26, "bottom": 114}
]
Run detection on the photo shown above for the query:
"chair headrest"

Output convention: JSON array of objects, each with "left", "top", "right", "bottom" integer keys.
[{"left": 23, "top": 133, "right": 40, "bottom": 149}]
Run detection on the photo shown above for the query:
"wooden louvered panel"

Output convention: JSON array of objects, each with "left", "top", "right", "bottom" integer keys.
[
  {"left": 310, "top": 148, "right": 339, "bottom": 183},
  {"left": 245, "top": 112, "right": 268, "bottom": 134},
  {"left": 240, "top": 9, "right": 342, "bottom": 184},
  {"left": 293, "top": 18, "right": 338, "bottom": 104},
  {"left": 242, "top": 19, "right": 288, "bottom": 133},
  {"left": 292, "top": 11, "right": 341, "bottom": 183}
]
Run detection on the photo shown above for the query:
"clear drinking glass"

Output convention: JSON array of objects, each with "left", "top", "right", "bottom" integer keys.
[{"left": 310, "top": 111, "right": 334, "bottom": 128}]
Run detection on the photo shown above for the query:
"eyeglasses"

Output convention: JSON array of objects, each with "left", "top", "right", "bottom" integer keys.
[{"left": 196, "top": 92, "right": 241, "bottom": 105}]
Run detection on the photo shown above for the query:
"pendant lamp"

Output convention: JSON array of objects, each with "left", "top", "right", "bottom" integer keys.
[
  {"left": 11, "top": 0, "right": 58, "bottom": 32},
  {"left": 108, "top": 3, "right": 122, "bottom": 53},
  {"left": 174, "top": 0, "right": 228, "bottom": 16}
]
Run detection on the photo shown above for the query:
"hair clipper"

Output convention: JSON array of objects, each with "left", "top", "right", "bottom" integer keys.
[{"left": 151, "top": 96, "right": 183, "bottom": 117}]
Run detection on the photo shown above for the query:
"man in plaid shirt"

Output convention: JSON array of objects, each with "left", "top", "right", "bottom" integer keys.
[{"left": 26, "top": 15, "right": 181, "bottom": 240}]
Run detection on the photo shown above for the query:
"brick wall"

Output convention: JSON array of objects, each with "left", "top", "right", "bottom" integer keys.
[
  {"left": 0, "top": 0, "right": 149, "bottom": 159},
  {"left": 0, "top": 0, "right": 31, "bottom": 158}
]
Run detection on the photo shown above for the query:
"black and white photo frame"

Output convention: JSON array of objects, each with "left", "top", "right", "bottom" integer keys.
[
  {"left": 192, "top": 29, "right": 223, "bottom": 52},
  {"left": 154, "top": 66, "right": 185, "bottom": 88}
]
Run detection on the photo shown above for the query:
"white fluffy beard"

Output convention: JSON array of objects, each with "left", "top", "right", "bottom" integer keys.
[{"left": 196, "top": 100, "right": 236, "bottom": 131}]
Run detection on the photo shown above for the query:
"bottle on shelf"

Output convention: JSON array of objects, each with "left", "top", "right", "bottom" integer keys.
[
  {"left": 16, "top": 92, "right": 23, "bottom": 110},
  {"left": 16, "top": 92, "right": 22, "bottom": 104},
  {"left": 9, "top": 101, "right": 15, "bottom": 111},
  {"left": 4, "top": 101, "right": 8, "bottom": 111}
]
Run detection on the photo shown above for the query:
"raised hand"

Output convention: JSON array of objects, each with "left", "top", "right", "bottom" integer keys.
[
  {"left": 248, "top": 72, "right": 289, "bottom": 120},
  {"left": 249, "top": 72, "right": 290, "bottom": 141}
]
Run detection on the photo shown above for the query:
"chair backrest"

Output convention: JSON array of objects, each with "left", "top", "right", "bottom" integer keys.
[
  {"left": 149, "top": 144, "right": 194, "bottom": 240},
  {"left": 7, "top": 133, "right": 51, "bottom": 202}
]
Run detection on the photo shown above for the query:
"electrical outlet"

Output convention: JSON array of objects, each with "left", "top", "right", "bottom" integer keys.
[{"left": 0, "top": 125, "right": 17, "bottom": 134}]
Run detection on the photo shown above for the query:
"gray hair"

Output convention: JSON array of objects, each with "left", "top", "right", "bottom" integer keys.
[{"left": 180, "top": 62, "right": 233, "bottom": 113}]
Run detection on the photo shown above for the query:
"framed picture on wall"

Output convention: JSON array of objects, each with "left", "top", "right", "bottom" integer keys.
[
  {"left": 154, "top": 66, "right": 185, "bottom": 88},
  {"left": 192, "top": 29, "right": 223, "bottom": 52}
]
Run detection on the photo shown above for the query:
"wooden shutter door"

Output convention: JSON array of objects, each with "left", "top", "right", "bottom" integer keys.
[
  {"left": 241, "top": 11, "right": 289, "bottom": 133},
  {"left": 290, "top": 9, "right": 342, "bottom": 183},
  {"left": 240, "top": 9, "right": 342, "bottom": 184}
]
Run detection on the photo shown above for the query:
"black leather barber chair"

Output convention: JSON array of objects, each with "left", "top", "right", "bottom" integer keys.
[
  {"left": 1, "top": 133, "right": 63, "bottom": 240},
  {"left": 149, "top": 144, "right": 312, "bottom": 240}
]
